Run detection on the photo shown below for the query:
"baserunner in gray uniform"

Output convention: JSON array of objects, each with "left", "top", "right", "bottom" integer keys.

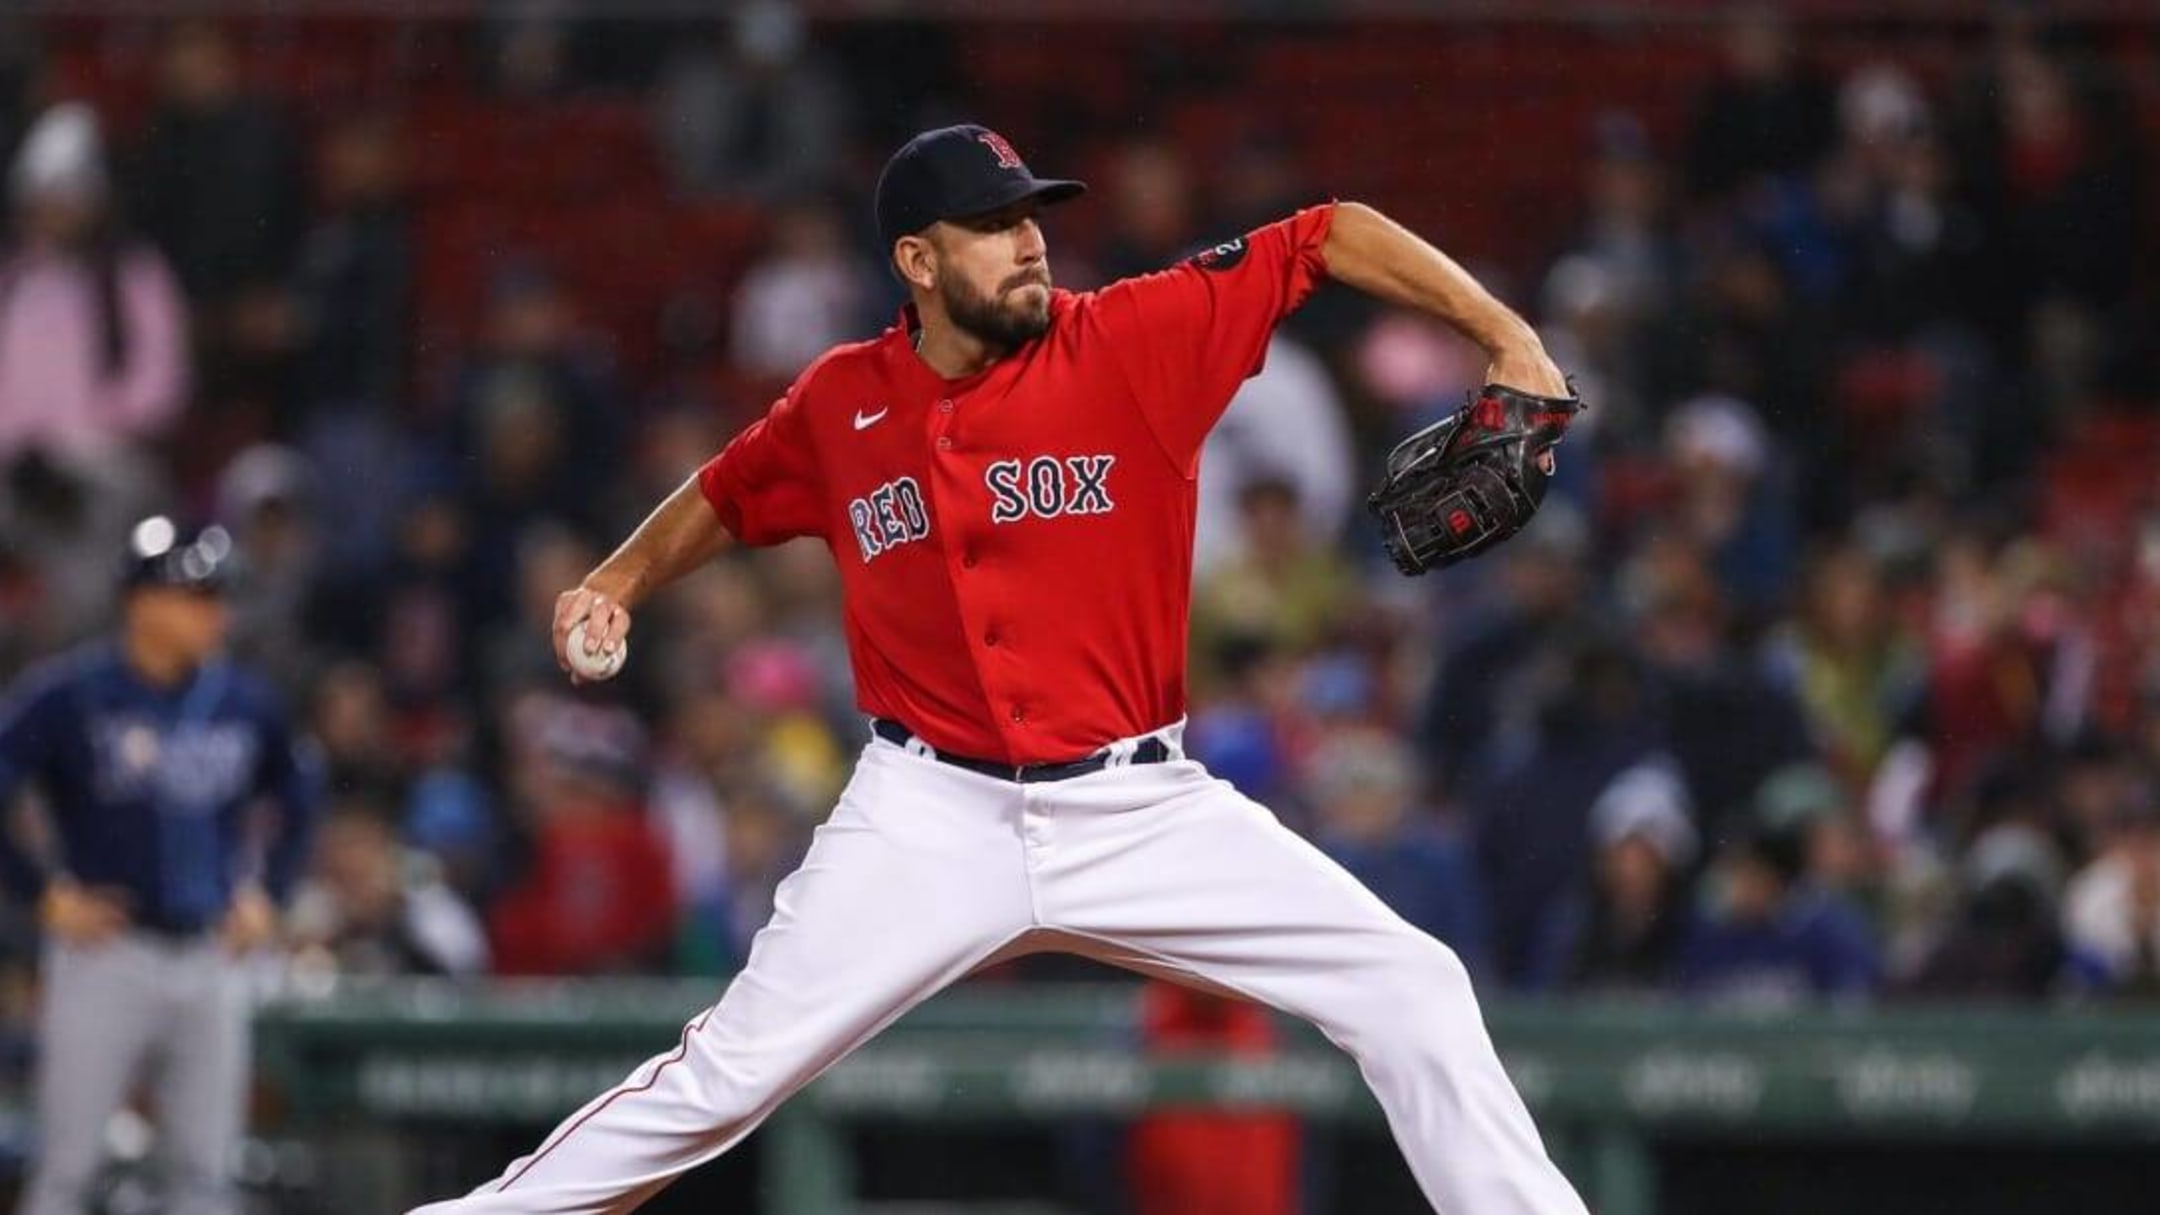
[{"left": 0, "top": 517, "right": 322, "bottom": 1215}]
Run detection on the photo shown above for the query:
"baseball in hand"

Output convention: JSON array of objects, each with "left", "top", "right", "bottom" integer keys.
[{"left": 566, "top": 618, "right": 628, "bottom": 681}]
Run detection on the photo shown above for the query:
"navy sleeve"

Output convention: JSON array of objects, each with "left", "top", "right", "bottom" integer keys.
[
  {"left": 0, "top": 670, "right": 68, "bottom": 902},
  {"left": 253, "top": 696, "right": 325, "bottom": 905}
]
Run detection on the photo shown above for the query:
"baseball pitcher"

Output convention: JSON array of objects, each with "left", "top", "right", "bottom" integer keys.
[{"left": 414, "top": 124, "right": 1588, "bottom": 1215}]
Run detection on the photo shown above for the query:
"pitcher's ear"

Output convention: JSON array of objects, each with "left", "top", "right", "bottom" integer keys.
[{"left": 893, "top": 234, "right": 938, "bottom": 292}]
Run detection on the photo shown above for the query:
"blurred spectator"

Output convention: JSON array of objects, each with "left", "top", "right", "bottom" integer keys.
[
  {"left": 724, "top": 638, "right": 849, "bottom": 809},
  {"left": 1420, "top": 503, "right": 1592, "bottom": 793},
  {"left": 287, "top": 801, "right": 490, "bottom": 978},
  {"left": 124, "top": 22, "right": 307, "bottom": 492},
  {"left": 447, "top": 261, "right": 624, "bottom": 619},
  {"left": 1192, "top": 476, "right": 1355, "bottom": 659},
  {"left": 311, "top": 660, "right": 405, "bottom": 798},
  {"left": 297, "top": 406, "right": 442, "bottom": 597},
  {"left": 1126, "top": 984, "right": 1298, "bottom": 1215},
  {"left": 1096, "top": 137, "right": 1197, "bottom": 279},
  {"left": 1772, "top": 543, "right": 1924, "bottom": 786},
  {"left": 1354, "top": 310, "right": 1484, "bottom": 435},
  {"left": 1469, "top": 635, "right": 1661, "bottom": 986},
  {"left": 450, "top": 260, "right": 623, "bottom": 487},
  {"left": 655, "top": 0, "right": 847, "bottom": 201},
  {"left": 127, "top": 21, "right": 304, "bottom": 311},
  {"left": 1186, "top": 634, "right": 1301, "bottom": 810},
  {"left": 1214, "top": 129, "right": 1308, "bottom": 237},
  {"left": 1680, "top": 816, "right": 1881, "bottom": 1004},
  {"left": 489, "top": 697, "right": 676, "bottom": 975},
  {"left": 368, "top": 486, "right": 484, "bottom": 710},
  {"left": 1685, "top": 6, "right": 1836, "bottom": 204},
  {"left": 0, "top": 103, "right": 189, "bottom": 463},
  {"left": 641, "top": 560, "right": 776, "bottom": 715},
  {"left": 215, "top": 443, "right": 324, "bottom": 693},
  {"left": 0, "top": 454, "right": 169, "bottom": 665},
  {"left": 759, "top": 539, "right": 856, "bottom": 728},
  {"left": 1649, "top": 233, "right": 1829, "bottom": 448},
  {"left": 1949, "top": 25, "right": 2145, "bottom": 346},
  {"left": 1625, "top": 529, "right": 1813, "bottom": 840},
  {"left": 0, "top": 455, "right": 163, "bottom": 667},
  {"left": 483, "top": 521, "right": 598, "bottom": 702},
  {"left": 403, "top": 760, "right": 501, "bottom": 904},
  {"left": 677, "top": 780, "right": 810, "bottom": 975},
  {"left": 1538, "top": 257, "right": 1638, "bottom": 458},
  {"left": 293, "top": 112, "right": 412, "bottom": 414},
  {"left": 1568, "top": 113, "right": 1685, "bottom": 326},
  {"left": 1903, "top": 817, "right": 2098, "bottom": 999},
  {"left": 2062, "top": 799, "right": 2160, "bottom": 998},
  {"left": 1833, "top": 66, "right": 1985, "bottom": 342},
  {"left": 1658, "top": 394, "right": 1796, "bottom": 615},
  {"left": 730, "top": 197, "right": 872, "bottom": 381},
  {"left": 1753, "top": 763, "right": 1877, "bottom": 912},
  {"left": 2053, "top": 732, "right": 2144, "bottom": 864},
  {"left": 1194, "top": 334, "right": 1355, "bottom": 574},
  {"left": 1216, "top": 130, "right": 1368, "bottom": 351},
  {"left": 610, "top": 403, "right": 726, "bottom": 536},
  {"left": 1916, "top": 536, "right": 2091, "bottom": 805},
  {"left": 650, "top": 691, "right": 742, "bottom": 951},
  {"left": 1308, "top": 728, "right": 1487, "bottom": 974},
  {"left": 1534, "top": 758, "right": 1697, "bottom": 994}
]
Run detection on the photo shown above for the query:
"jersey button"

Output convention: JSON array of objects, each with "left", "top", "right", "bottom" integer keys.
[
  {"left": 938, "top": 399, "right": 955, "bottom": 414},
  {"left": 961, "top": 552, "right": 978, "bottom": 569},
  {"left": 936, "top": 436, "right": 953, "bottom": 451},
  {"left": 1010, "top": 706, "right": 1027, "bottom": 723},
  {"left": 983, "top": 631, "right": 1000, "bottom": 647}
]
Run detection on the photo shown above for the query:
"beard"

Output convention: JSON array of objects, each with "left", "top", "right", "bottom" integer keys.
[{"left": 941, "top": 267, "right": 1052, "bottom": 352}]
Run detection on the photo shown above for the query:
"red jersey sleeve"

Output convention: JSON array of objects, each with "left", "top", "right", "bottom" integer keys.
[
  {"left": 1095, "top": 203, "right": 1336, "bottom": 474},
  {"left": 697, "top": 379, "right": 826, "bottom": 546}
]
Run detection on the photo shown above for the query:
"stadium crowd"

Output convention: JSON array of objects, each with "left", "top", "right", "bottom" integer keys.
[{"left": 1, "top": 4, "right": 2157, "bottom": 1050}]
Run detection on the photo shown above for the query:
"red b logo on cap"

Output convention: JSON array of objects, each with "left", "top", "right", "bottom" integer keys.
[{"left": 977, "top": 131, "right": 1024, "bottom": 171}]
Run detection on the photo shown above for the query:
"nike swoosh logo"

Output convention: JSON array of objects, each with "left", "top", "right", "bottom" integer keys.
[{"left": 853, "top": 407, "right": 889, "bottom": 431}]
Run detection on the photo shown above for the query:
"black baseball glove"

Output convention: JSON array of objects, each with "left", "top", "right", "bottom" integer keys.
[{"left": 1367, "top": 381, "right": 1586, "bottom": 576}]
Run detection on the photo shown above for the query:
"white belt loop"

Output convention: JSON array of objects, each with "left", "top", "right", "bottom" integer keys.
[
  {"left": 905, "top": 736, "right": 937, "bottom": 761},
  {"left": 1158, "top": 717, "right": 1187, "bottom": 761},
  {"left": 1104, "top": 737, "right": 1140, "bottom": 769}
]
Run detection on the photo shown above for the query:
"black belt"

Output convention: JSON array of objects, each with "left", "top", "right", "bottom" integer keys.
[{"left": 873, "top": 719, "right": 1173, "bottom": 784}]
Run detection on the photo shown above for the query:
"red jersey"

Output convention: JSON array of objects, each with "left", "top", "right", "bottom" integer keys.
[{"left": 699, "top": 204, "right": 1336, "bottom": 763}]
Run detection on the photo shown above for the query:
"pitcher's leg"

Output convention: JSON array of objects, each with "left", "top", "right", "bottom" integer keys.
[
  {"left": 1040, "top": 765, "right": 1588, "bottom": 1215},
  {"left": 410, "top": 747, "right": 1035, "bottom": 1214}
]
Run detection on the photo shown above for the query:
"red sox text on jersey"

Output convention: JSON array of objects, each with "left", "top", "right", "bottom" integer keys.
[{"left": 700, "top": 204, "right": 1335, "bottom": 764}]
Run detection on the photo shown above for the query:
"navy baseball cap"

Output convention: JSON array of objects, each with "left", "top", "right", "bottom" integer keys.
[
  {"left": 122, "top": 515, "right": 234, "bottom": 594},
  {"left": 874, "top": 124, "right": 1086, "bottom": 249}
]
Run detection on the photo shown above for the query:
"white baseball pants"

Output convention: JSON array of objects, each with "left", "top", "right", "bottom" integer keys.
[{"left": 410, "top": 734, "right": 1588, "bottom": 1215}]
